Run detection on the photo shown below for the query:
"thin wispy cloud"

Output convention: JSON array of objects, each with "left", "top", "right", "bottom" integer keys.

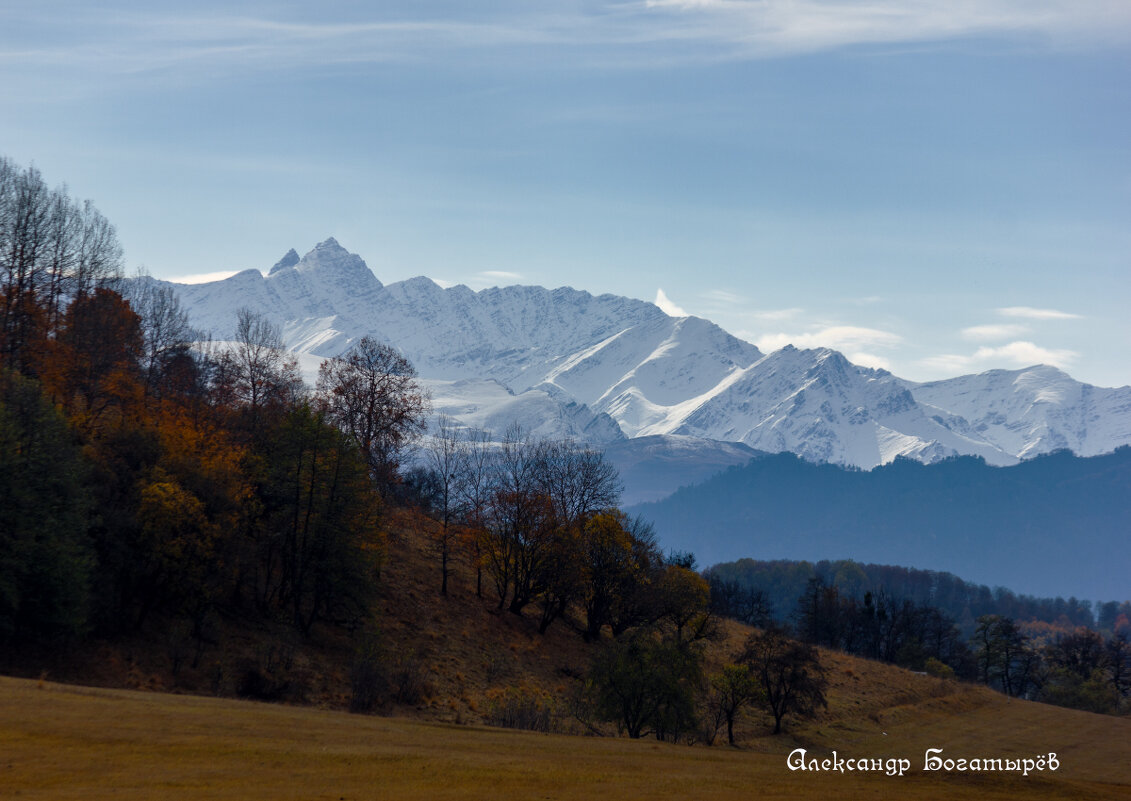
[
  {"left": 700, "top": 288, "right": 746, "bottom": 305},
  {"left": 642, "top": 0, "right": 1131, "bottom": 54},
  {"left": 961, "top": 323, "right": 1030, "bottom": 341},
  {"left": 997, "top": 306, "right": 1082, "bottom": 320},
  {"left": 4, "top": 1, "right": 1128, "bottom": 81},
  {"left": 753, "top": 307, "right": 804, "bottom": 322},
  {"left": 696, "top": 292, "right": 808, "bottom": 330},
  {"left": 481, "top": 270, "right": 523, "bottom": 281},
  {"left": 0, "top": 12, "right": 548, "bottom": 76}
]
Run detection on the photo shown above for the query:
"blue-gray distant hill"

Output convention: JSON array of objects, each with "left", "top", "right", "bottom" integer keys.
[{"left": 626, "top": 447, "right": 1131, "bottom": 601}]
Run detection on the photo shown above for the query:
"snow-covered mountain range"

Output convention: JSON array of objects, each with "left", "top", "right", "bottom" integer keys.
[{"left": 154, "top": 239, "right": 1131, "bottom": 481}]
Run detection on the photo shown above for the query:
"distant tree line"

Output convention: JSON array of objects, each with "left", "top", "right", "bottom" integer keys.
[
  {"left": 707, "top": 558, "right": 1116, "bottom": 634},
  {"left": 705, "top": 558, "right": 1131, "bottom": 715},
  {"left": 792, "top": 576, "right": 970, "bottom": 672},
  {"left": 969, "top": 615, "right": 1130, "bottom": 714}
]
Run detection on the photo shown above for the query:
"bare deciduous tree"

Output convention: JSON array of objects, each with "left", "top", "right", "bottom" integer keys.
[
  {"left": 214, "top": 308, "right": 303, "bottom": 425},
  {"left": 456, "top": 426, "right": 495, "bottom": 598},
  {"left": 425, "top": 413, "right": 464, "bottom": 595},
  {"left": 0, "top": 158, "right": 122, "bottom": 371},
  {"left": 316, "top": 336, "right": 429, "bottom": 490},
  {"left": 123, "top": 271, "right": 195, "bottom": 399},
  {"left": 740, "top": 624, "right": 828, "bottom": 734}
]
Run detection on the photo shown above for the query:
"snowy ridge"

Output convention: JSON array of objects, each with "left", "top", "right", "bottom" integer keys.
[
  {"left": 670, "top": 347, "right": 1018, "bottom": 467},
  {"left": 905, "top": 366, "right": 1131, "bottom": 459},
  {"left": 423, "top": 378, "right": 625, "bottom": 445},
  {"left": 153, "top": 239, "right": 1131, "bottom": 471}
]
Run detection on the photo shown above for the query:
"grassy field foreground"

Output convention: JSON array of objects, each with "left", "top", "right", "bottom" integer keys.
[{"left": 2, "top": 675, "right": 1129, "bottom": 800}]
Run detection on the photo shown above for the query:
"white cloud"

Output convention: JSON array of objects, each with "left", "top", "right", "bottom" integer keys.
[
  {"left": 961, "top": 323, "right": 1030, "bottom": 341},
  {"left": 755, "top": 325, "right": 902, "bottom": 354},
  {"left": 655, "top": 288, "right": 688, "bottom": 317},
  {"left": 170, "top": 270, "right": 243, "bottom": 284},
  {"left": 922, "top": 340, "right": 1078, "bottom": 373},
  {"left": 976, "top": 341, "right": 1078, "bottom": 367},
  {"left": 848, "top": 352, "right": 892, "bottom": 371},
  {"left": 997, "top": 306, "right": 1082, "bottom": 320},
  {"left": 479, "top": 270, "right": 523, "bottom": 281},
  {"left": 430, "top": 277, "right": 456, "bottom": 289}
]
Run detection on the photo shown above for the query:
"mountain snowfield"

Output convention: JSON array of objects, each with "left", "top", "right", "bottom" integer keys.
[{"left": 156, "top": 239, "right": 1131, "bottom": 478}]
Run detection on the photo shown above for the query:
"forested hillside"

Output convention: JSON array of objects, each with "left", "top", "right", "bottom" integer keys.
[{"left": 707, "top": 559, "right": 1117, "bottom": 633}]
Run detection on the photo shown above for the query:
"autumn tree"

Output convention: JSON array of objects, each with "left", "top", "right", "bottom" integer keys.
[
  {"left": 654, "top": 565, "right": 713, "bottom": 643},
  {"left": 740, "top": 624, "right": 828, "bottom": 734},
  {"left": 535, "top": 525, "right": 584, "bottom": 634},
  {"left": 316, "top": 336, "right": 428, "bottom": 490},
  {"left": 1039, "top": 627, "right": 1119, "bottom": 713},
  {"left": 144, "top": 398, "right": 247, "bottom": 642},
  {"left": 133, "top": 475, "right": 220, "bottom": 632},
  {"left": 707, "top": 663, "right": 761, "bottom": 745},
  {"left": 47, "top": 288, "right": 144, "bottom": 430},
  {"left": 606, "top": 516, "right": 665, "bottom": 637},
  {"left": 477, "top": 426, "right": 624, "bottom": 628},
  {"left": 587, "top": 631, "right": 705, "bottom": 740},
  {"left": 1044, "top": 628, "right": 1107, "bottom": 682},
  {"left": 578, "top": 511, "right": 647, "bottom": 641},
  {"left": 482, "top": 427, "right": 555, "bottom": 614},
  {"left": 534, "top": 438, "right": 621, "bottom": 632}
]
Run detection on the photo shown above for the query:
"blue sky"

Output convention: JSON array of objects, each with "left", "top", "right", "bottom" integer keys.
[{"left": 2, "top": 1, "right": 1129, "bottom": 385}]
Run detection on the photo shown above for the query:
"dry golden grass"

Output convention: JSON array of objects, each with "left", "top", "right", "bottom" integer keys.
[{"left": 2, "top": 672, "right": 1129, "bottom": 800}]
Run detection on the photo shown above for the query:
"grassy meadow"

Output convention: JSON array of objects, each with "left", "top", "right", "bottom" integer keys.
[{"left": 2, "top": 673, "right": 1128, "bottom": 800}]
